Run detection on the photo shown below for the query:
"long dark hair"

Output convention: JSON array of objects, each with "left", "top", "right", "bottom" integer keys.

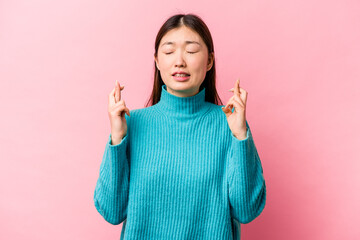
[{"left": 145, "top": 13, "right": 223, "bottom": 107}]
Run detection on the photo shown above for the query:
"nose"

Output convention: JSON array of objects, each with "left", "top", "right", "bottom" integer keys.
[{"left": 174, "top": 52, "right": 186, "bottom": 68}]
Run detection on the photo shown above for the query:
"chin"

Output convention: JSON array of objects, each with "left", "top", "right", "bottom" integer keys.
[{"left": 170, "top": 82, "right": 192, "bottom": 89}]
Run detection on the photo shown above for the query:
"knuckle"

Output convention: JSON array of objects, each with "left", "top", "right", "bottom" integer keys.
[{"left": 108, "top": 109, "right": 115, "bottom": 116}]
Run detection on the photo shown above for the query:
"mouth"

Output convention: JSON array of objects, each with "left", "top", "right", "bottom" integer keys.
[
  {"left": 172, "top": 74, "right": 190, "bottom": 81},
  {"left": 172, "top": 73, "right": 190, "bottom": 77}
]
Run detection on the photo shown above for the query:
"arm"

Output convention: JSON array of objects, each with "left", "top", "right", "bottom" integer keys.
[
  {"left": 93, "top": 115, "right": 130, "bottom": 225},
  {"left": 227, "top": 120, "right": 266, "bottom": 224}
]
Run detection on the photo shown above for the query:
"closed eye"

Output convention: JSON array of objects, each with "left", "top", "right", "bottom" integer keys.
[{"left": 164, "top": 52, "right": 197, "bottom": 55}]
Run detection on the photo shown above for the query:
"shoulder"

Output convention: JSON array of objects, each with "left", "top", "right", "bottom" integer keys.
[
  {"left": 198, "top": 103, "right": 229, "bottom": 129},
  {"left": 129, "top": 105, "right": 159, "bottom": 116},
  {"left": 125, "top": 105, "right": 160, "bottom": 122},
  {"left": 205, "top": 102, "right": 227, "bottom": 118}
]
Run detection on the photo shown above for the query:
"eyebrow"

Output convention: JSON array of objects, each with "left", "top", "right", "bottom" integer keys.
[{"left": 161, "top": 41, "right": 201, "bottom": 47}]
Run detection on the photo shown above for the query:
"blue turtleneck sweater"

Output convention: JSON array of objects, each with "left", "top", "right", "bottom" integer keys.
[{"left": 93, "top": 84, "right": 266, "bottom": 239}]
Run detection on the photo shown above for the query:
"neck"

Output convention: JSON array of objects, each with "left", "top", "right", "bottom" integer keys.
[{"left": 155, "top": 84, "right": 210, "bottom": 120}]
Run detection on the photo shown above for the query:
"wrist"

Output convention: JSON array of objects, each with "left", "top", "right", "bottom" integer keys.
[
  {"left": 111, "top": 132, "right": 126, "bottom": 145},
  {"left": 234, "top": 128, "right": 247, "bottom": 140}
]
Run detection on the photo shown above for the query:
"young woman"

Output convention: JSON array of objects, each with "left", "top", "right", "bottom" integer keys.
[{"left": 94, "top": 13, "right": 266, "bottom": 240}]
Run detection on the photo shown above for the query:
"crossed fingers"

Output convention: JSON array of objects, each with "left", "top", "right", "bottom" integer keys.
[{"left": 226, "top": 78, "right": 248, "bottom": 111}]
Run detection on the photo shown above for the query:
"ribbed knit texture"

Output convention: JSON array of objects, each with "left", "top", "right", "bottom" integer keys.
[{"left": 94, "top": 84, "right": 266, "bottom": 239}]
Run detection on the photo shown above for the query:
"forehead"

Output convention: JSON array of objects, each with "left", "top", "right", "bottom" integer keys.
[{"left": 160, "top": 27, "right": 203, "bottom": 47}]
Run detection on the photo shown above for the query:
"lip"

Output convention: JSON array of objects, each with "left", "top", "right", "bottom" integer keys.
[
  {"left": 172, "top": 75, "right": 190, "bottom": 81},
  {"left": 172, "top": 71, "right": 190, "bottom": 76}
]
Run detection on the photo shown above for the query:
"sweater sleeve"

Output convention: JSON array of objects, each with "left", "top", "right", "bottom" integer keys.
[
  {"left": 93, "top": 116, "right": 130, "bottom": 225},
  {"left": 227, "top": 120, "right": 266, "bottom": 224}
]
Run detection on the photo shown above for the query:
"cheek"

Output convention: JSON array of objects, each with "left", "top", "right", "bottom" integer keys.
[
  {"left": 158, "top": 57, "right": 173, "bottom": 69},
  {"left": 193, "top": 60, "right": 208, "bottom": 77},
  {"left": 193, "top": 53, "right": 208, "bottom": 68},
  {"left": 188, "top": 57, "right": 205, "bottom": 70}
]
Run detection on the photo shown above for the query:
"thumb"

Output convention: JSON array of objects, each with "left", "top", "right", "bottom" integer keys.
[{"left": 222, "top": 107, "right": 232, "bottom": 118}]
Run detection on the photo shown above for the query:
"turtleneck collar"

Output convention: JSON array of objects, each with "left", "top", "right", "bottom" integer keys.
[{"left": 155, "top": 84, "right": 210, "bottom": 120}]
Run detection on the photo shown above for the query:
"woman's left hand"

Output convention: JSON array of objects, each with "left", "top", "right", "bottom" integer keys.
[{"left": 222, "top": 78, "right": 248, "bottom": 140}]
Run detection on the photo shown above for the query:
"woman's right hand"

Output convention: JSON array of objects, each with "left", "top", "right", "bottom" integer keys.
[{"left": 108, "top": 80, "right": 130, "bottom": 144}]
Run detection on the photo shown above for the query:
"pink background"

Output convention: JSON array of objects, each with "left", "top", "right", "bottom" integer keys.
[{"left": 1, "top": 0, "right": 359, "bottom": 239}]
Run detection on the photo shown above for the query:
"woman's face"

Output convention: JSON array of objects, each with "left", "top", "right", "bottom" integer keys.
[{"left": 154, "top": 26, "right": 214, "bottom": 97}]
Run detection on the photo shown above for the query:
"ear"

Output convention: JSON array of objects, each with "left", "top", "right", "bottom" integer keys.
[
  {"left": 154, "top": 55, "right": 159, "bottom": 70},
  {"left": 207, "top": 52, "right": 214, "bottom": 71}
]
